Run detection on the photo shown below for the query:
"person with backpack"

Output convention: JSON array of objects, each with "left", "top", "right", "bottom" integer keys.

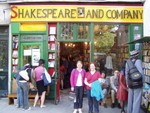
[
  {"left": 18, "top": 63, "right": 32, "bottom": 110},
  {"left": 70, "top": 60, "right": 86, "bottom": 113},
  {"left": 125, "top": 50, "right": 144, "bottom": 113}
]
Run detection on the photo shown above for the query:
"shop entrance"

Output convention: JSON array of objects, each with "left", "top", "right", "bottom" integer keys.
[
  {"left": 59, "top": 42, "right": 90, "bottom": 89},
  {"left": 20, "top": 35, "right": 44, "bottom": 68}
]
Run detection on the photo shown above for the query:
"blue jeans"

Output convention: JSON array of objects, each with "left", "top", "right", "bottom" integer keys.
[
  {"left": 19, "top": 82, "right": 29, "bottom": 109},
  {"left": 16, "top": 82, "right": 23, "bottom": 107},
  {"left": 86, "top": 89, "right": 99, "bottom": 113}
]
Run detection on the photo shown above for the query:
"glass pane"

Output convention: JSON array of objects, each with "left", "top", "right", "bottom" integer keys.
[
  {"left": 0, "top": 26, "right": 8, "bottom": 34},
  {"left": 94, "top": 24, "right": 116, "bottom": 53},
  {"left": 0, "top": 40, "right": 8, "bottom": 69},
  {"left": 60, "top": 23, "right": 74, "bottom": 40},
  {"left": 78, "top": 23, "right": 89, "bottom": 39},
  {"left": 23, "top": 45, "right": 40, "bottom": 66}
]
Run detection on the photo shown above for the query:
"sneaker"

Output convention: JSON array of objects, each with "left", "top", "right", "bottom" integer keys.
[
  {"left": 40, "top": 105, "right": 46, "bottom": 108},
  {"left": 111, "top": 103, "right": 115, "bottom": 108},
  {"left": 23, "top": 107, "right": 31, "bottom": 110},
  {"left": 121, "top": 109, "right": 125, "bottom": 113},
  {"left": 73, "top": 109, "right": 77, "bottom": 113},
  {"left": 78, "top": 108, "right": 82, "bottom": 113}
]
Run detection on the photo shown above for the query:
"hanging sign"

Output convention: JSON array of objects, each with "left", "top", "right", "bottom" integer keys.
[
  {"left": 32, "top": 49, "right": 40, "bottom": 66},
  {"left": 11, "top": 5, "right": 143, "bottom": 23}
]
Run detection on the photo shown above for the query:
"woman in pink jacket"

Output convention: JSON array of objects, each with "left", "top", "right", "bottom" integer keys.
[{"left": 70, "top": 60, "right": 86, "bottom": 113}]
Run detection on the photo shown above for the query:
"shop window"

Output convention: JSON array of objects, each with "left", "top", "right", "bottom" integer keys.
[
  {"left": 78, "top": 23, "right": 89, "bottom": 39},
  {"left": 58, "top": 23, "right": 90, "bottom": 41},
  {"left": 0, "top": 26, "right": 8, "bottom": 70},
  {"left": 60, "top": 23, "right": 74, "bottom": 40},
  {"left": 93, "top": 24, "right": 129, "bottom": 70}
]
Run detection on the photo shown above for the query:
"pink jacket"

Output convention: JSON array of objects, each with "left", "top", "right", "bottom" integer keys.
[{"left": 70, "top": 68, "right": 86, "bottom": 87}]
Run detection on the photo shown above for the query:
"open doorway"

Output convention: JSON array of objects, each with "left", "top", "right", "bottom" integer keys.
[{"left": 59, "top": 42, "right": 90, "bottom": 90}]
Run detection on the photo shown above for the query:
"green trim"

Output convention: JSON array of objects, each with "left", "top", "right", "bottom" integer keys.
[
  {"left": 11, "top": 23, "right": 20, "bottom": 34},
  {"left": 19, "top": 31, "right": 46, "bottom": 35},
  {"left": 74, "top": 23, "right": 78, "bottom": 40},
  {"left": 90, "top": 23, "right": 94, "bottom": 62},
  {"left": 128, "top": 24, "right": 143, "bottom": 52}
]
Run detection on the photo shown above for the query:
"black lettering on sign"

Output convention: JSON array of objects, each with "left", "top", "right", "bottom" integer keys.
[
  {"left": 52, "top": 9, "right": 57, "bottom": 18},
  {"left": 58, "top": 9, "right": 65, "bottom": 18},
  {"left": 65, "top": 9, "right": 71, "bottom": 18},
  {"left": 42, "top": 9, "right": 48, "bottom": 18},
  {"left": 18, "top": 9, "right": 24, "bottom": 18},
  {"left": 86, "top": 10, "right": 92, "bottom": 18},
  {"left": 71, "top": 9, "right": 76, "bottom": 18}
]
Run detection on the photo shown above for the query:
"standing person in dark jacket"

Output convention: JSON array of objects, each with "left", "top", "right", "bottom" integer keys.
[{"left": 125, "top": 50, "right": 144, "bottom": 113}]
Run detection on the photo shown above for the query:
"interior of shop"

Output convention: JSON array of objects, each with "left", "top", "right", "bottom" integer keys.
[
  {"left": 59, "top": 24, "right": 128, "bottom": 71},
  {"left": 58, "top": 23, "right": 129, "bottom": 89}
]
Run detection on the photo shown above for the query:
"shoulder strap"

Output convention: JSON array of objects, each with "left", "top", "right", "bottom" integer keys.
[
  {"left": 126, "top": 59, "right": 134, "bottom": 69},
  {"left": 127, "top": 59, "right": 139, "bottom": 71}
]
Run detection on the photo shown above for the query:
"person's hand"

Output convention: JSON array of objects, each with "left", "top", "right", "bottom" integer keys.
[
  {"left": 88, "top": 83, "right": 91, "bottom": 87},
  {"left": 71, "top": 87, "right": 74, "bottom": 91}
]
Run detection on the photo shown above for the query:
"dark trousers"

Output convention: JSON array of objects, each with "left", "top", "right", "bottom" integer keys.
[
  {"left": 86, "top": 89, "right": 99, "bottom": 113},
  {"left": 74, "top": 86, "right": 84, "bottom": 109}
]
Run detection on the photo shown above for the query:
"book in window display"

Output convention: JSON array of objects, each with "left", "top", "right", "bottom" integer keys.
[
  {"left": 49, "top": 27, "right": 56, "bottom": 35},
  {"left": 48, "top": 61, "right": 55, "bottom": 67},
  {"left": 51, "top": 43, "right": 55, "bottom": 50},
  {"left": 12, "top": 50, "right": 18, "bottom": 58},
  {"left": 12, "top": 66, "right": 18, "bottom": 73},
  {"left": 49, "top": 35, "right": 55, "bottom": 41},
  {"left": 12, "top": 58, "right": 18, "bottom": 65}
]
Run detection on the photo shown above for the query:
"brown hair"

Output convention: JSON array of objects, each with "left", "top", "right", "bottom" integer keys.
[{"left": 89, "top": 62, "right": 96, "bottom": 67}]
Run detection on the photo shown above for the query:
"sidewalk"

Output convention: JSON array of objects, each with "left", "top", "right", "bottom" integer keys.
[{"left": 0, "top": 90, "right": 144, "bottom": 113}]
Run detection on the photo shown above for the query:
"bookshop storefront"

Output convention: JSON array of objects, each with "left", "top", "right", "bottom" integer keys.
[{"left": 10, "top": 3, "right": 143, "bottom": 101}]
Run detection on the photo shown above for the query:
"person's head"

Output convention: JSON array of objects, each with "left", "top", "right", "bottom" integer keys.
[
  {"left": 89, "top": 62, "right": 96, "bottom": 71},
  {"left": 23, "top": 63, "right": 32, "bottom": 70},
  {"left": 101, "top": 71, "right": 106, "bottom": 78},
  {"left": 76, "top": 60, "right": 83, "bottom": 69},
  {"left": 130, "top": 50, "right": 139, "bottom": 59},
  {"left": 114, "top": 70, "right": 119, "bottom": 78},
  {"left": 39, "top": 59, "right": 45, "bottom": 66}
]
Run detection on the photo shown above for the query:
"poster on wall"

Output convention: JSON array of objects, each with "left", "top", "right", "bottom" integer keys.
[{"left": 32, "top": 49, "right": 40, "bottom": 66}]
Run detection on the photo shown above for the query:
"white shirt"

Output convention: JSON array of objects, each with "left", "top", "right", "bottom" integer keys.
[
  {"left": 105, "top": 55, "right": 113, "bottom": 69},
  {"left": 76, "top": 73, "right": 82, "bottom": 86}
]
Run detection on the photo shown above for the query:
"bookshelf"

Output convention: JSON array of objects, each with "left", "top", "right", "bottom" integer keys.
[
  {"left": 12, "top": 35, "right": 19, "bottom": 73},
  {"left": 142, "top": 42, "right": 150, "bottom": 112},
  {"left": 48, "top": 24, "right": 56, "bottom": 77}
]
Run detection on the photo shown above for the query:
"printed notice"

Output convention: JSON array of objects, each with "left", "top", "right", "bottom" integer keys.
[{"left": 50, "top": 27, "right": 56, "bottom": 34}]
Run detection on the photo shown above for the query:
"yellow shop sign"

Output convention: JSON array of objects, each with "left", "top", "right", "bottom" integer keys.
[{"left": 11, "top": 5, "right": 143, "bottom": 23}]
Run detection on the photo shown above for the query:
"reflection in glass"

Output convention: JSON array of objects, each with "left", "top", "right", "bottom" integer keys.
[
  {"left": 60, "top": 23, "right": 74, "bottom": 40},
  {"left": 78, "top": 23, "right": 89, "bottom": 39}
]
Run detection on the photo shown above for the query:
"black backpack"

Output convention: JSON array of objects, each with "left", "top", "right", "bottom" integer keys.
[{"left": 126, "top": 59, "right": 143, "bottom": 89}]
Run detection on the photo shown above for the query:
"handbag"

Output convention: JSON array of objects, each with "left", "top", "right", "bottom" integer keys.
[
  {"left": 19, "top": 70, "right": 29, "bottom": 81},
  {"left": 42, "top": 68, "right": 52, "bottom": 86}
]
